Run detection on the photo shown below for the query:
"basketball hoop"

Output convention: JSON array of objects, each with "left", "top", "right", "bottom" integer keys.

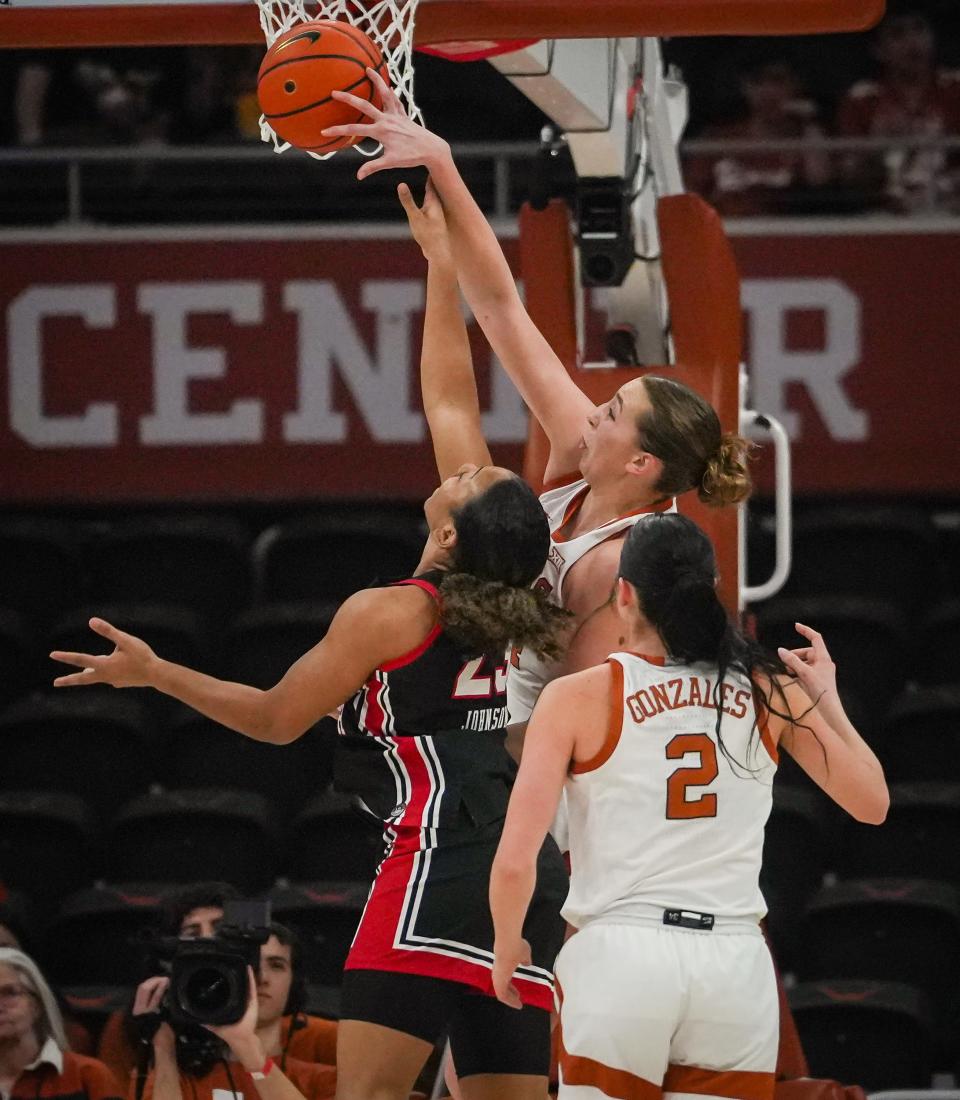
[{"left": 254, "top": 0, "right": 422, "bottom": 158}]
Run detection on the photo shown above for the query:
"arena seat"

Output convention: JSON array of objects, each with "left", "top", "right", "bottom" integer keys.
[
  {"left": 0, "top": 791, "right": 94, "bottom": 904},
  {"left": 877, "top": 688, "right": 960, "bottom": 783},
  {"left": 0, "top": 609, "right": 40, "bottom": 708},
  {"left": 267, "top": 881, "right": 368, "bottom": 985},
  {"left": 44, "top": 883, "right": 164, "bottom": 986},
  {"left": 761, "top": 787, "right": 830, "bottom": 968},
  {"left": 794, "top": 879, "right": 960, "bottom": 1046},
  {"left": 841, "top": 783, "right": 960, "bottom": 887},
  {"left": 286, "top": 789, "right": 384, "bottom": 884},
  {"left": 788, "top": 980, "right": 935, "bottom": 1090},
  {"left": 59, "top": 986, "right": 131, "bottom": 1052},
  {"left": 754, "top": 596, "right": 911, "bottom": 732},
  {"left": 104, "top": 788, "right": 278, "bottom": 893},
  {"left": 0, "top": 693, "right": 154, "bottom": 819},
  {"left": 0, "top": 517, "right": 85, "bottom": 627},
  {"left": 159, "top": 705, "right": 335, "bottom": 815},
  {"left": 787, "top": 505, "right": 943, "bottom": 615},
  {"left": 914, "top": 602, "right": 960, "bottom": 687},
  {"left": 83, "top": 515, "right": 253, "bottom": 625},
  {"left": 252, "top": 514, "right": 425, "bottom": 604},
  {"left": 222, "top": 602, "right": 339, "bottom": 687}
]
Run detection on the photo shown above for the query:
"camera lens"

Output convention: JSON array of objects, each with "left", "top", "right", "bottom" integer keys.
[{"left": 183, "top": 967, "right": 232, "bottom": 1016}]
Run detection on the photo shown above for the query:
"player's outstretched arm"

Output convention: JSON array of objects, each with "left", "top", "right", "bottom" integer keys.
[
  {"left": 324, "top": 69, "right": 596, "bottom": 480},
  {"left": 769, "top": 622, "right": 889, "bottom": 824},
  {"left": 400, "top": 179, "right": 491, "bottom": 480},
  {"left": 49, "top": 587, "right": 437, "bottom": 745}
]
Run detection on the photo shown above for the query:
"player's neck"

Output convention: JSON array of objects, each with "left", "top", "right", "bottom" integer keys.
[
  {"left": 621, "top": 622, "right": 668, "bottom": 659},
  {"left": 576, "top": 480, "right": 662, "bottom": 534}
]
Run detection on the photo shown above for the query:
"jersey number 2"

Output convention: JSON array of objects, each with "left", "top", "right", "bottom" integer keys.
[{"left": 665, "top": 733, "right": 718, "bottom": 819}]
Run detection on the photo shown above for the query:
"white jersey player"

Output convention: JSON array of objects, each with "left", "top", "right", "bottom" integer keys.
[{"left": 491, "top": 514, "right": 889, "bottom": 1100}]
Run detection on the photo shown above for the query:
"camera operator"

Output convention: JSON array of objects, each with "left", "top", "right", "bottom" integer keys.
[
  {"left": 130, "top": 925, "right": 335, "bottom": 1100},
  {"left": 99, "top": 887, "right": 336, "bottom": 1086}
]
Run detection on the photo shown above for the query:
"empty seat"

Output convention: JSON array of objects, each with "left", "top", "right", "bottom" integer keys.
[
  {"left": 789, "top": 980, "right": 935, "bottom": 1090},
  {"left": 0, "top": 792, "right": 94, "bottom": 904},
  {"left": 788, "top": 505, "right": 942, "bottom": 616},
  {"left": 267, "top": 881, "right": 367, "bottom": 985},
  {"left": 44, "top": 883, "right": 165, "bottom": 986},
  {"left": 914, "top": 603, "right": 960, "bottom": 687},
  {"left": 754, "top": 597, "right": 910, "bottom": 732},
  {"left": 761, "top": 787, "right": 829, "bottom": 967},
  {"left": 877, "top": 688, "right": 960, "bottom": 784},
  {"left": 60, "top": 986, "right": 132, "bottom": 1048},
  {"left": 104, "top": 788, "right": 278, "bottom": 894},
  {"left": 0, "top": 694, "right": 153, "bottom": 819},
  {"left": 160, "top": 707, "right": 335, "bottom": 816},
  {"left": 0, "top": 517, "right": 85, "bottom": 626},
  {"left": 795, "top": 879, "right": 960, "bottom": 1040},
  {"left": 0, "top": 609, "right": 41, "bottom": 708},
  {"left": 253, "top": 515, "right": 424, "bottom": 604},
  {"left": 84, "top": 515, "right": 252, "bottom": 624},
  {"left": 842, "top": 783, "right": 960, "bottom": 886},
  {"left": 222, "top": 603, "right": 338, "bottom": 688},
  {"left": 286, "top": 789, "right": 384, "bottom": 883}
]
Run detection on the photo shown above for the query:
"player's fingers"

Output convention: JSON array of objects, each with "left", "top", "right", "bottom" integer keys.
[
  {"left": 53, "top": 669, "right": 100, "bottom": 688},
  {"left": 330, "top": 88, "right": 382, "bottom": 118},
  {"left": 505, "top": 982, "right": 523, "bottom": 1010},
  {"left": 795, "top": 621, "right": 826, "bottom": 651},
  {"left": 321, "top": 121, "right": 379, "bottom": 138},
  {"left": 88, "top": 617, "right": 125, "bottom": 644},
  {"left": 396, "top": 182, "right": 421, "bottom": 218},
  {"left": 776, "top": 647, "right": 807, "bottom": 677},
  {"left": 50, "top": 649, "right": 102, "bottom": 669},
  {"left": 365, "top": 66, "right": 399, "bottom": 112},
  {"left": 357, "top": 157, "right": 395, "bottom": 181}
]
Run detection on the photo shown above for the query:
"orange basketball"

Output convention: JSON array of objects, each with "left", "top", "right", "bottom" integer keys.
[{"left": 257, "top": 20, "right": 389, "bottom": 153}]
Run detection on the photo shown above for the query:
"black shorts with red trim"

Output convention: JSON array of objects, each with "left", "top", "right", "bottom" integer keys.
[{"left": 345, "top": 818, "right": 567, "bottom": 1013}]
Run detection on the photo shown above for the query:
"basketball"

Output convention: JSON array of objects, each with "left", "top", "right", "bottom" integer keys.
[{"left": 257, "top": 20, "right": 389, "bottom": 153}]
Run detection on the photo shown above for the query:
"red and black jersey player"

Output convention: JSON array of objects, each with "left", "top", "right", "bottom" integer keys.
[{"left": 50, "top": 207, "right": 570, "bottom": 1100}]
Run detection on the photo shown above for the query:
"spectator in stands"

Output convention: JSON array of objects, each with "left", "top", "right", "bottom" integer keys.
[
  {"left": 836, "top": 6, "right": 960, "bottom": 212},
  {"left": 684, "top": 50, "right": 832, "bottom": 216},
  {"left": 130, "top": 924, "right": 335, "bottom": 1100},
  {"left": 99, "top": 886, "right": 336, "bottom": 1087},
  {"left": 0, "top": 948, "right": 123, "bottom": 1100}
]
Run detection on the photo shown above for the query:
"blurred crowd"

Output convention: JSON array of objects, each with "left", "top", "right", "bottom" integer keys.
[{"left": 1, "top": 4, "right": 959, "bottom": 216}]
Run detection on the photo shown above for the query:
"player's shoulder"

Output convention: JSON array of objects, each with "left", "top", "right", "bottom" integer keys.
[{"left": 541, "top": 661, "right": 615, "bottom": 708}]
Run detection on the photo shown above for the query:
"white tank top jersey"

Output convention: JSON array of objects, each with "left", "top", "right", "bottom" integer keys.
[
  {"left": 562, "top": 651, "right": 778, "bottom": 929},
  {"left": 506, "top": 477, "right": 675, "bottom": 725}
]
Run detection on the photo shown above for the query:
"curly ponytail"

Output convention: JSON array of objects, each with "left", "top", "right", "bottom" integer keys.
[
  {"left": 443, "top": 476, "right": 573, "bottom": 658},
  {"left": 699, "top": 431, "right": 753, "bottom": 507},
  {"left": 636, "top": 375, "right": 753, "bottom": 507},
  {"left": 440, "top": 573, "right": 571, "bottom": 660}
]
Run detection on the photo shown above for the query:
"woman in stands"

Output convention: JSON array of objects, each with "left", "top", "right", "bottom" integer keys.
[
  {"left": 51, "top": 420, "right": 569, "bottom": 1093},
  {"left": 489, "top": 514, "right": 889, "bottom": 1099},
  {"left": 330, "top": 73, "right": 752, "bottom": 748},
  {"left": 0, "top": 948, "right": 123, "bottom": 1100}
]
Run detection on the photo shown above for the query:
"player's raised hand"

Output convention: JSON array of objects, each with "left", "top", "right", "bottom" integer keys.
[
  {"left": 323, "top": 66, "right": 450, "bottom": 179},
  {"left": 51, "top": 617, "right": 158, "bottom": 689},
  {"left": 398, "top": 178, "right": 452, "bottom": 266},
  {"left": 491, "top": 936, "right": 531, "bottom": 1010},
  {"left": 777, "top": 622, "right": 838, "bottom": 705}
]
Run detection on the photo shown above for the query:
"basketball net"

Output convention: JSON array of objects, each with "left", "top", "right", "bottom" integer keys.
[{"left": 254, "top": 0, "right": 422, "bottom": 158}]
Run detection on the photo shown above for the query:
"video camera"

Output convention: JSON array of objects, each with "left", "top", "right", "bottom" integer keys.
[{"left": 157, "top": 900, "right": 272, "bottom": 1028}]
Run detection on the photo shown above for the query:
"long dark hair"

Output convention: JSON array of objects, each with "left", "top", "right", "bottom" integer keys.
[
  {"left": 618, "top": 513, "right": 792, "bottom": 767},
  {"left": 441, "top": 476, "right": 571, "bottom": 659}
]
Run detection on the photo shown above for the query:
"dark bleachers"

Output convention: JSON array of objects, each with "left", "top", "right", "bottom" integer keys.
[
  {"left": 0, "top": 792, "right": 94, "bottom": 905},
  {"left": 43, "top": 883, "right": 164, "bottom": 986},
  {"left": 104, "top": 788, "right": 279, "bottom": 894},
  {"left": 842, "top": 783, "right": 960, "bottom": 887},
  {"left": 83, "top": 515, "right": 253, "bottom": 625},
  {"left": 794, "top": 879, "right": 960, "bottom": 1047},
  {"left": 915, "top": 601, "right": 960, "bottom": 687},
  {"left": 222, "top": 602, "right": 339, "bottom": 688},
  {"left": 267, "top": 881, "right": 368, "bottom": 985},
  {"left": 0, "top": 609, "right": 41, "bottom": 708},
  {"left": 877, "top": 688, "right": 960, "bottom": 784},
  {"left": 0, "top": 694, "right": 154, "bottom": 820},
  {"left": 252, "top": 515, "right": 424, "bottom": 604},
  {"left": 789, "top": 979, "right": 936, "bottom": 1090},
  {"left": 286, "top": 789, "right": 384, "bottom": 884},
  {"left": 0, "top": 517, "right": 84, "bottom": 627}
]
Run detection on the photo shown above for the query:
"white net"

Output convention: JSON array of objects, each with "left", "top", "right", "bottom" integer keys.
[{"left": 254, "top": 0, "right": 422, "bottom": 159}]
